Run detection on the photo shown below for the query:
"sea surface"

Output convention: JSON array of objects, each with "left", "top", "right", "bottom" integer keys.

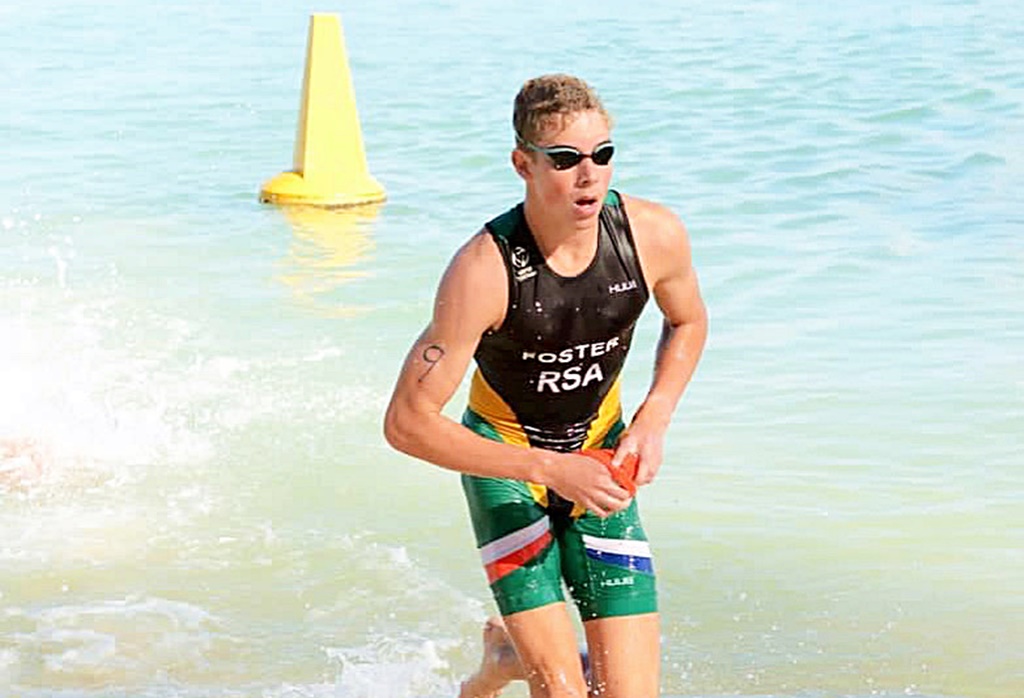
[{"left": 1, "top": 1, "right": 1022, "bottom": 697}]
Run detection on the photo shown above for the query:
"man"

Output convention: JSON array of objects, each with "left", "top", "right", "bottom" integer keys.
[{"left": 384, "top": 74, "right": 707, "bottom": 698}]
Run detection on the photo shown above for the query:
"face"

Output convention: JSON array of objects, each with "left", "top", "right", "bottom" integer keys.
[{"left": 512, "top": 109, "right": 613, "bottom": 226}]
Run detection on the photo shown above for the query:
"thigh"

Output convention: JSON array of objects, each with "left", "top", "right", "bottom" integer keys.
[
  {"left": 583, "top": 612, "right": 660, "bottom": 698},
  {"left": 559, "top": 499, "right": 658, "bottom": 621},
  {"left": 462, "top": 474, "right": 564, "bottom": 616}
]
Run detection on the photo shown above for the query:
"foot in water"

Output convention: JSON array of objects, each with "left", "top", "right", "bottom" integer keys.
[
  {"left": 458, "top": 616, "right": 591, "bottom": 697},
  {"left": 458, "top": 616, "right": 526, "bottom": 698}
]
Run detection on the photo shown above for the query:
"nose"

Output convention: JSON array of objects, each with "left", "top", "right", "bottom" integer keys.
[{"left": 575, "top": 158, "right": 596, "bottom": 185}]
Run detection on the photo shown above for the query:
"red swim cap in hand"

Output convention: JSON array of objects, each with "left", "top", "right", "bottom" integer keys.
[{"left": 582, "top": 448, "right": 640, "bottom": 496}]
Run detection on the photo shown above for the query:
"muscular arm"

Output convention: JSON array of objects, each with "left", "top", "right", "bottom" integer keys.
[
  {"left": 615, "top": 195, "right": 709, "bottom": 483},
  {"left": 383, "top": 231, "right": 631, "bottom": 516}
]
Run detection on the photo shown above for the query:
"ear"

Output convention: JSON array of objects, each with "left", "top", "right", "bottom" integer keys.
[{"left": 511, "top": 149, "right": 532, "bottom": 180}]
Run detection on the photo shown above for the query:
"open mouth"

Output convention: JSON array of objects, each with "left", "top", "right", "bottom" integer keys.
[{"left": 574, "top": 196, "right": 598, "bottom": 208}]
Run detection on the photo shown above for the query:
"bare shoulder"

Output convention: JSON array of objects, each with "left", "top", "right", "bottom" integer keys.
[
  {"left": 619, "top": 193, "right": 693, "bottom": 285},
  {"left": 450, "top": 227, "right": 505, "bottom": 272},
  {"left": 435, "top": 228, "right": 508, "bottom": 333}
]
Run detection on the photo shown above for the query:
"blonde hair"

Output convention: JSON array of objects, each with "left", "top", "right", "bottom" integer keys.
[{"left": 513, "top": 74, "right": 611, "bottom": 144}]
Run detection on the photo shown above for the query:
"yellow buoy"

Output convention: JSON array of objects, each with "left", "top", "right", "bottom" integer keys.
[{"left": 260, "top": 13, "right": 385, "bottom": 207}]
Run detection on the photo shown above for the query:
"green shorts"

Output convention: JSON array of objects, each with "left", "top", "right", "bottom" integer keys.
[{"left": 460, "top": 417, "right": 658, "bottom": 619}]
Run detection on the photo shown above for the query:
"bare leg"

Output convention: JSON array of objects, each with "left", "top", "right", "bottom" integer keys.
[
  {"left": 458, "top": 616, "right": 526, "bottom": 698},
  {"left": 501, "top": 603, "right": 589, "bottom": 698},
  {"left": 582, "top": 612, "right": 660, "bottom": 698}
]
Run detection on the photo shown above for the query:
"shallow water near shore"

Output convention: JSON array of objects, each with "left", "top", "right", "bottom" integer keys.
[{"left": 1, "top": 1, "right": 1022, "bottom": 697}]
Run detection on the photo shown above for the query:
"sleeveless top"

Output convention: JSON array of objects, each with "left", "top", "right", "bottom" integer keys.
[{"left": 465, "top": 190, "right": 649, "bottom": 454}]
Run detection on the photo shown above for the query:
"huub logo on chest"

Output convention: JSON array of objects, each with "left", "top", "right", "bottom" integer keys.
[{"left": 608, "top": 279, "right": 639, "bottom": 295}]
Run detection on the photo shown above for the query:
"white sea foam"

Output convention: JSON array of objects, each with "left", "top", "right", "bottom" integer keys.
[{"left": 4, "top": 597, "right": 218, "bottom": 685}]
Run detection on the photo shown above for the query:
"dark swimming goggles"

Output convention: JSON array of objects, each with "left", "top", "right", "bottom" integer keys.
[{"left": 517, "top": 136, "right": 615, "bottom": 171}]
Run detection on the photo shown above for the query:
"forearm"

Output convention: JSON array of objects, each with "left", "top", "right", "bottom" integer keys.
[
  {"left": 635, "top": 312, "right": 708, "bottom": 427},
  {"left": 384, "top": 401, "right": 555, "bottom": 483}
]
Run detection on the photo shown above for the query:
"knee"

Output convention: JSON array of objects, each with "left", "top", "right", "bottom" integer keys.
[{"left": 522, "top": 660, "right": 589, "bottom": 698}]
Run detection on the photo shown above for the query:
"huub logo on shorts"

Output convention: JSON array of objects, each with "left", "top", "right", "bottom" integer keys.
[
  {"left": 511, "top": 246, "right": 537, "bottom": 282},
  {"left": 600, "top": 576, "right": 636, "bottom": 588}
]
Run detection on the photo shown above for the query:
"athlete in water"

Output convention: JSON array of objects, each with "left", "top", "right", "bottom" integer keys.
[{"left": 384, "top": 74, "right": 707, "bottom": 698}]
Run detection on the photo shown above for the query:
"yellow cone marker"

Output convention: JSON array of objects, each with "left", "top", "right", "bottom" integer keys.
[{"left": 260, "top": 13, "right": 385, "bottom": 207}]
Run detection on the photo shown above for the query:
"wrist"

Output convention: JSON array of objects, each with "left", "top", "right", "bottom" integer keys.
[
  {"left": 635, "top": 394, "right": 676, "bottom": 429},
  {"left": 527, "top": 449, "right": 557, "bottom": 486}
]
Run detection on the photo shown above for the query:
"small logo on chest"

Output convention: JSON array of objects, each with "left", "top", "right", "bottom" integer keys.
[
  {"left": 511, "top": 246, "right": 537, "bottom": 281},
  {"left": 608, "top": 279, "right": 638, "bottom": 295}
]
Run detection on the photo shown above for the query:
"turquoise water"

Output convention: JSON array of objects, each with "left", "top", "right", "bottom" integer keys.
[{"left": 1, "top": 1, "right": 1022, "bottom": 697}]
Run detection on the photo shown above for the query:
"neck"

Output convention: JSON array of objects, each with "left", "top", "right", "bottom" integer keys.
[
  {"left": 522, "top": 195, "right": 600, "bottom": 275},
  {"left": 522, "top": 195, "right": 599, "bottom": 250}
]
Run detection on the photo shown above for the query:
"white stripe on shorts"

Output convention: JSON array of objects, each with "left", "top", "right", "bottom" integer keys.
[
  {"left": 581, "top": 534, "right": 651, "bottom": 559},
  {"left": 479, "top": 516, "right": 551, "bottom": 565}
]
